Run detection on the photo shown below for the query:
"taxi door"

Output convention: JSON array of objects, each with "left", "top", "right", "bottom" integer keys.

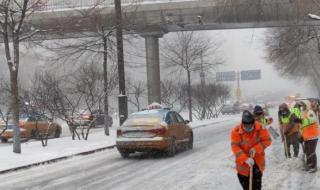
[
  {"left": 165, "top": 112, "right": 181, "bottom": 141},
  {"left": 173, "top": 112, "right": 189, "bottom": 146}
]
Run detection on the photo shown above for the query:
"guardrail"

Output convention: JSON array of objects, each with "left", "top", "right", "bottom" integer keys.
[{"left": 41, "top": 0, "right": 176, "bottom": 11}]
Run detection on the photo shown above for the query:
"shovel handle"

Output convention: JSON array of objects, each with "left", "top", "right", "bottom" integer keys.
[{"left": 249, "top": 153, "right": 254, "bottom": 190}]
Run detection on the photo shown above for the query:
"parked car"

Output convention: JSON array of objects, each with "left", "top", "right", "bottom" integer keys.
[
  {"left": 67, "top": 110, "right": 92, "bottom": 127},
  {"left": 116, "top": 108, "right": 193, "bottom": 158},
  {"left": 221, "top": 104, "right": 237, "bottom": 115},
  {"left": 67, "top": 109, "right": 113, "bottom": 127},
  {"left": 0, "top": 114, "right": 61, "bottom": 143}
]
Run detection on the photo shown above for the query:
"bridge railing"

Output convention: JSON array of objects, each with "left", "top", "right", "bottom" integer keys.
[{"left": 40, "top": 0, "right": 173, "bottom": 11}]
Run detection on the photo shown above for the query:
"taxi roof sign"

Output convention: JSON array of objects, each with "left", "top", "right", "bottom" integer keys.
[{"left": 146, "top": 102, "right": 171, "bottom": 110}]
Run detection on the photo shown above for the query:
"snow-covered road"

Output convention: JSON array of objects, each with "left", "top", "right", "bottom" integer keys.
[{"left": 0, "top": 115, "right": 320, "bottom": 190}]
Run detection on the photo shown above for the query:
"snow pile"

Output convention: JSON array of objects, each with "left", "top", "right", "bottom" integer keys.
[{"left": 263, "top": 137, "right": 320, "bottom": 190}]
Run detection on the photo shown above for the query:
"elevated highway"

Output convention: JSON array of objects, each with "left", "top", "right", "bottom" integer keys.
[{"left": 22, "top": 0, "right": 320, "bottom": 103}]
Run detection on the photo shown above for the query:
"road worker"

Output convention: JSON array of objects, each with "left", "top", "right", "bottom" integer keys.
[
  {"left": 253, "top": 105, "right": 272, "bottom": 127},
  {"left": 278, "top": 103, "right": 300, "bottom": 158},
  {"left": 299, "top": 100, "right": 320, "bottom": 173},
  {"left": 231, "top": 110, "right": 272, "bottom": 190}
]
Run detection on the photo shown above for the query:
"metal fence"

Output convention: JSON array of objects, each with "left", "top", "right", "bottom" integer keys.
[{"left": 41, "top": 0, "right": 176, "bottom": 11}]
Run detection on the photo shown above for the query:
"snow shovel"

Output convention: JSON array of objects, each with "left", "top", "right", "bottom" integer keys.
[
  {"left": 249, "top": 153, "right": 254, "bottom": 190},
  {"left": 267, "top": 126, "right": 279, "bottom": 139},
  {"left": 284, "top": 136, "right": 289, "bottom": 158},
  {"left": 301, "top": 141, "right": 307, "bottom": 164}
]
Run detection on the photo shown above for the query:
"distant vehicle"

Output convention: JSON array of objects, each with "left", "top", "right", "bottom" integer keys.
[
  {"left": 67, "top": 109, "right": 113, "bottom": 127},
  {"left": 240, "top": 103, "right": 251, "bottom": 112},
  {"left": 233, "top": 102, "right": 241, "bottom": 113},
  {"left": 91, "top": 109, "right": 113, "bottom": 127},
  {"left": 240, "top": 102, "right": 253, "bottom": 112},
  {"left": 116, "top": 107, "right": 193, "bottom": 158},
  {"left": 221, "top": 104, "right": 237, "bottom": 115},
  {"left": 67, "top": 110, "right": 92, "bottom": 127},
  {"left": 0, "top": 114, "right": 61, "bottom": 143}
]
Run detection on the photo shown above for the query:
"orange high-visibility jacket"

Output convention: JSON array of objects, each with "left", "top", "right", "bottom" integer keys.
[
  {"left": 301, "top": 123, "right": 319, "bottom": 141},
  {"left": 300, "top": 111, "right": 320, "bottom": 141},
  {"left": 231, "top": 122, "right": 272, "bottom": 176}
]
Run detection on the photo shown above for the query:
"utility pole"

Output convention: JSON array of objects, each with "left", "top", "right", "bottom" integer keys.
[
  {"left": 114, "top": 0, "right": 128, "bottom": 125},
  {"left": 236, "top": 71, "right": 241, "bottom": 102}
]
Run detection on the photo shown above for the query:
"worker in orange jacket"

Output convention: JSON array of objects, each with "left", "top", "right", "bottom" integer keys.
[
  {"left": 231, "top": 110, "right": 272, "bottom": 190},
  {"left": 299, "top": 101, "right": 320, "bottom": 173}
]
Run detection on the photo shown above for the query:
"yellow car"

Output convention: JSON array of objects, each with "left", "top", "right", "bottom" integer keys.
[
  {"left": 116, "top": 108, "right": 193, "bottom": 158},
  {"left": 0, "top": 114, "right": 61, "bottom": 143}
]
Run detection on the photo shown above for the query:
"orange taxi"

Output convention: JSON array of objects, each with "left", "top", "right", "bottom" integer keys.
[
  {"left": 0, "top": 114, "right": 62, "bottom": 142},
  {"left": 116, "top": 106, "right": 193, "bottom": 158}
]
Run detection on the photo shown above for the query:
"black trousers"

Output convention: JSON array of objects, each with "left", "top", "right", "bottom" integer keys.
[
  {"left": 304, "top": 139, "right": 318, "bottom": 170},
  {"left": 237, "top": 165, "right": 262, "bottom": 190}
]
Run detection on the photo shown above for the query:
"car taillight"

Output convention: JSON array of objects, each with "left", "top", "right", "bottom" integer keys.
[
  {"left": 150, "top": 127, "right": 167, "bottom": 135},
  {"left": 82, "top": 115, "right": 91, "bottom": 120},
  {"left": 117, "top": 129, "right": 123, "bottom": 137},
  {"left": 19, "top": 122, "right": 25, "bottom": 128}
]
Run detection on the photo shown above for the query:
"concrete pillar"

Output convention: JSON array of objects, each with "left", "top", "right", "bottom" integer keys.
[{"left": 144, "top": 34, "right": 162, "bottom": 104}]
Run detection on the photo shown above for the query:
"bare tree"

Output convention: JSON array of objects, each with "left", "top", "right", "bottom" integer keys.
[
  {"left": 127, "top": 80, "right": 146, "bottom": 112},
  {"left": 0, "top": 79, "right": 11, "bottom": 142},
  {"left": 162, "top": 32, "right": 223, "bottom": 121},
  {"left": 72, "top": 62, "right": 118, "bottom": 113},
  {"left": 191, "top": 83, "right": 230, "bottom": 120},
  {"left": 265, "top": 25, "right": 320, "bottom": 95},
  {"left": 36, "top": 1, "right": 141, "bottom": 135},
  {"left": 30, "top": 61, "right": 118, "bottom": 140},
  {"left": 161, "top": 79, "right": 187, "bottom": 113},
  {"left": 30, "top": 69, "right": 87, "bottom": 140},
  {"left": 0, "top": 0, "right": 45, "bottom": 153}
]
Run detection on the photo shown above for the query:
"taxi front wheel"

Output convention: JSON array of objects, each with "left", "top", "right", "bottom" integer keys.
[
  {"left": 187, "top": 133, "right": 193, "bottom": 150},
  {"left": 0, "top": 137, "right": 7, "bottom": 143},
  {"left": 119, "top": 150, "right": 130, "bottom": 158}
]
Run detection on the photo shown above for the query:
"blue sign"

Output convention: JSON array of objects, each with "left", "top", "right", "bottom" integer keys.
[
  {"left": 216, "top": 71, "right": 236, "bottom": 82},
  {"left": 241, "top": 70, "right": 261, "bottom": 80}
]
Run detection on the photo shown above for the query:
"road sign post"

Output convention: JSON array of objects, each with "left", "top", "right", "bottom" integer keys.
[
  {"left": 216, "top": 71, "right": 236, "bottom": 82},
  {"left": 240, "top": 70, "right": 261, "bottom": 80},
  {"left": 216, "top": 70, "right": 261, "bottom": 101}
]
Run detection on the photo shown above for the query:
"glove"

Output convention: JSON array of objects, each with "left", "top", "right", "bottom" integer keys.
[
  {"left": 249, "top": 148, "right": 256, "bottom": 157},
  {"left": 245, "top": 158, "right": 255, "bottom": 167}
]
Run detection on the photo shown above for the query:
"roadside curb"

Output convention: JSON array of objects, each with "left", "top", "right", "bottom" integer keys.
[{"left": 0, "top": 145, "right": 115, "bottom": 175}]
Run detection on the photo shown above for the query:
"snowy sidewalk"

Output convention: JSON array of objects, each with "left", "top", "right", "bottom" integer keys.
[
  {"left": 0, "top": 116, "right": 238, "bottom": 174},
  {"left": 0, "top": 130, "right": 117, "bottom": 173}
]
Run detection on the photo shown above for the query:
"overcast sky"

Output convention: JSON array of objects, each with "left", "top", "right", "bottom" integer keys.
[{"left": 203, "top": 28, "right": 315, "bottom": 100}]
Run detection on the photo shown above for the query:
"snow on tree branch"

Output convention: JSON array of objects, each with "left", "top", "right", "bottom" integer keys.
[{"left": 308, "top": 13, "right": 320, "bottom": 20}]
